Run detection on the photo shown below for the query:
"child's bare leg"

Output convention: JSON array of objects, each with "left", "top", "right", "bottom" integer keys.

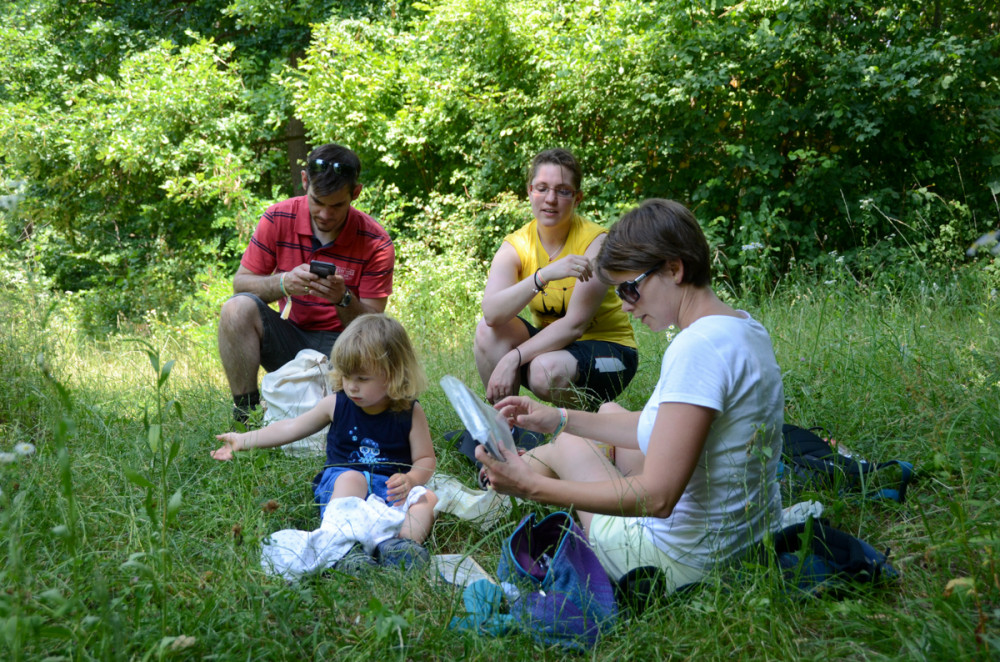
[
  {"left": 397, "top": 491, "right": 437, "bottom": 544},
  {"left": 332, "top": 470, "right": 369, "bottom": 499}
]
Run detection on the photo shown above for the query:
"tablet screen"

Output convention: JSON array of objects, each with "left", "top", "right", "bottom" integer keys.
[{"left": 440, "top": 375, "right": 516, "bottom": 461}]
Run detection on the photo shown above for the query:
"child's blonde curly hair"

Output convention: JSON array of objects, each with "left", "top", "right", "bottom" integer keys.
[{"left": 327, "top": 313, "right": 427, "bottom": 411}]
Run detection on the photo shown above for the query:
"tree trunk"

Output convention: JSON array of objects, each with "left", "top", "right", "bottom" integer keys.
[{"left": 286, "top": 115, "right": 309, "bottom": 195}]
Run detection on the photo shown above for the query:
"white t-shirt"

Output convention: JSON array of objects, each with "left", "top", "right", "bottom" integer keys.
[{"left": 636, "top": 312, "right": 784, "bottom": 571}]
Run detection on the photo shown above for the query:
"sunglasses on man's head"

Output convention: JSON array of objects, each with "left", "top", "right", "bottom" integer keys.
[
  {"left": 307, "top": 159, "right": 357, "bottom": 179},
  {"left": 615, "top": 266, "right": 659, "bottom": 304}
]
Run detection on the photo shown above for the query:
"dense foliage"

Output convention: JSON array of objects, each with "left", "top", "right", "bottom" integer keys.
[{"left": 1, "top": 0, "right": 998, "bottom": 328}]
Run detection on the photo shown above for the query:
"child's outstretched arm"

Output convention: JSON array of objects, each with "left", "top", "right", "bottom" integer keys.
[
  {"left": 386, "top": 402, "right": 437, "bottom": 502},
  {"left": 211, "top": 394, "right": 337, "bottom": 461}
]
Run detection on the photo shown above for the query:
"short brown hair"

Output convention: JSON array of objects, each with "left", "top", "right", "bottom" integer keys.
[
  {"left": 597, "top": 199, "right": 711, "bottom": 287},
  {"left": 328, "top": 314, "right": 427, "bottom": 411},
  {"left": 526, "top": 148, "right": 583, "bottom": 191}
]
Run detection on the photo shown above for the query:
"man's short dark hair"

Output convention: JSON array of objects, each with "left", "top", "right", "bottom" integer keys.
[{"left": 305, "top": 143, "right": 362, "bottom": 197}]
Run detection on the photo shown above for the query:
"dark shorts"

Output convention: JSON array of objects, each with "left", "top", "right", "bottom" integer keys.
[
  {"left": 518, "top": 317, "right": 639, "bottom": 408},
  {"left": 234, "top": 293, "right": 341, "bottom": 372}
]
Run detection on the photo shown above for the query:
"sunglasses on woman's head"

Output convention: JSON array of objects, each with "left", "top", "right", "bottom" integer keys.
[
  {"left": 615, "top": 267, "right": 659, "bottom": 304},
  {"left": 307, "top": 159, "right": 357, "bottom": 179}
]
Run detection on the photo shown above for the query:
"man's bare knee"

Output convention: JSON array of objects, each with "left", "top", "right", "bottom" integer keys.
[{"left": 219, "top": 295, "right": 260, "bottom": 331}]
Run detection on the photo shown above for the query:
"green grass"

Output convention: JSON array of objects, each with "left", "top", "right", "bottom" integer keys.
[{"left": 1, "top": 271, "right": 998, "bottom": 661}]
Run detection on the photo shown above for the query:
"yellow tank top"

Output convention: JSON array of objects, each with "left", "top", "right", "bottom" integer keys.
[{"left": 504, "top": 214, "right": 637, "bottom": 348}]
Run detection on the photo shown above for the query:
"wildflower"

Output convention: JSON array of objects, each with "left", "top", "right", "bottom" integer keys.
[
  {"left": 836, "top": 256, "right": 845, "bottom": 264},
  {"left": 14, "top": 442, "right": 35, "bottom": 456},
  {"left": 741, "top": 242, "right": 764, "bottom": 252},
  {"left": 0, "top": 452, "right": 17, "bottom": 464},
  {"left": 824, "top": 280, "right": 836, "bottom": 285}
]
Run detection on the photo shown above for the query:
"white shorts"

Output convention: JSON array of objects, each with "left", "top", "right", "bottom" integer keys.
[{"left": 589, "top": 514, "right": 704, "bottom": 592}]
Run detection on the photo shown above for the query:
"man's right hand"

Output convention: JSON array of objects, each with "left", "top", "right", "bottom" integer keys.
[
  {"left": 298, "top": 265, "right": 349, "bottom": 305},
  {"left": 280, "top": 263, "right": 322, "bottom": 298}
]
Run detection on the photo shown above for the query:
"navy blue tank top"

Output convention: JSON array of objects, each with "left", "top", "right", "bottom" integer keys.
[{"left": 323, "top": 391, "right": 414, "bottom": 477}]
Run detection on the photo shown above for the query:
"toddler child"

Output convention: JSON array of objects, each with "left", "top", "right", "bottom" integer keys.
[{"left": 212, "top": 313, "right": 437, "bottom": 571}]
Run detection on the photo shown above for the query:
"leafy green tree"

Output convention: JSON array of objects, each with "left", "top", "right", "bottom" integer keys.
[
  {"left": 2, "top": 0, "right": 998, "bottom": 323},
  {"left": 0, "top": 0, "right": 392, "bottom": 328},
  {"left": 289, "top": 0, "right": 998, "bottom": 283}
]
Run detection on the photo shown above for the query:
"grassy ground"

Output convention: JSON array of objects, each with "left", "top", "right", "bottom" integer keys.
[{"left": 1, "top": 271, "right": 998, "bottom": 661}]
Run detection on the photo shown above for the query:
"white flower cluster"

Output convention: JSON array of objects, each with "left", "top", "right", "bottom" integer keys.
[
  {"left": 0, "top": 442, "right": 36, "bottom": 464},
  {"left": 741, "top": 242, "right": 764, "bottom": 252}
]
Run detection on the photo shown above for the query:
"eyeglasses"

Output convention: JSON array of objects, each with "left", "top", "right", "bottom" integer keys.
[
  {"left": 615, "top": 267, "right": 659, "bottom": 304},
  {"left": 529, "top": 184, "right": 577, "bottom": 199},
  {"left": 307, "top": 159, "right": 358, "bottom": 179}
]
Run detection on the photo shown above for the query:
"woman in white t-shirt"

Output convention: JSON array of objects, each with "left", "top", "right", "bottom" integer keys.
[{"left": 479, "top": 199, "right": 785, "bottom": 591}]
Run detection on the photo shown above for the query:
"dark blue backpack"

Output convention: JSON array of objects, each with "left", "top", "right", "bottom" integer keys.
[
  {"left": 774, "top": 517, "right": 899, "bottom": 597},
  {"left": 613, "top": 518, "right": 899, "bottom": 614},
  {"left": 781, "top": 424, "right": 914, "bottom": 503}
]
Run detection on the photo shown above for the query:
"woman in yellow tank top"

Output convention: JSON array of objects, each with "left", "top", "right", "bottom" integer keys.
[{"left": 474, "top": 148, "right": 638, "bottom": 411}]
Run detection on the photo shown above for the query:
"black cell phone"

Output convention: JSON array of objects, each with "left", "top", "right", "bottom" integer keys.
[{"left": 309, "top": 260, "right": 337, "bottom": 278}]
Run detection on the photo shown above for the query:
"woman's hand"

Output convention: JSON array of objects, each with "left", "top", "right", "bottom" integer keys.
[
  {"left": 485, "top": 349, "right": 522, "bottom": 404},
  {"left": 494, "top": 396, "right": 561, "bottom": 434},
  {"left": 386, "top": 473, "right": 412, "bottom": 504},
  {"left": 211, "top": 433, "right": 242, "bottom": 461},
  {"left": 474, "top": 443, "right": 536, "bottom": 498},
  {"left": 540, "top": 254, "right": 594, "bottom": 283}
]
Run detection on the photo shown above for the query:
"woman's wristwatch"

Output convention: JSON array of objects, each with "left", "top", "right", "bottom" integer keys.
[{"left": 336, "top": 289, "right": 352, "bottom": 307}]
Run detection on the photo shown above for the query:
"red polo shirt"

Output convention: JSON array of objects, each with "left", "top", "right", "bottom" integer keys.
[{"left": 241, "top": 196, "right": 394, "bottom": 332}]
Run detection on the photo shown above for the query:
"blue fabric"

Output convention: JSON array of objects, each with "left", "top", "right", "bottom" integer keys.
[
  {"left": 313, "top": 467, "right": 392, "bottom": 517},
  {"left": 780, "top": 424, "right": 916, "bottom": 503},
  {"left": 449, "top": 580, "right": 514, "bottom": 636},
  {"left": 774, "top": 518, "right": 899, "bottom": 598},
  {"left": 498, "top": 511, "right": 618, "bottom": 651}
]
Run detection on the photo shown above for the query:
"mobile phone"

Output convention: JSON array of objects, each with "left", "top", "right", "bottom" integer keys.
[{"left": 309, "top": 260, "right": 337, "bottom": 278}]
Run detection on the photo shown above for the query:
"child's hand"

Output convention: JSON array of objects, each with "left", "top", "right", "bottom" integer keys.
[
  {"left": 211, "top": 433, "right": 241, "bottom": 461},
  {"left": 386, "top": 473, "right": 413, "bottom": 504}
]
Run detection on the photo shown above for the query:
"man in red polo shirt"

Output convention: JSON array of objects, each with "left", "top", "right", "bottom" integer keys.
[{"left": 218, "top": 143, "right": 394, "bottom": 422}]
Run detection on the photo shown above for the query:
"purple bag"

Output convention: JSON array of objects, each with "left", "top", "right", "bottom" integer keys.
[{"left": 498, "top": 511, "right": 618, "bottom": 650}]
